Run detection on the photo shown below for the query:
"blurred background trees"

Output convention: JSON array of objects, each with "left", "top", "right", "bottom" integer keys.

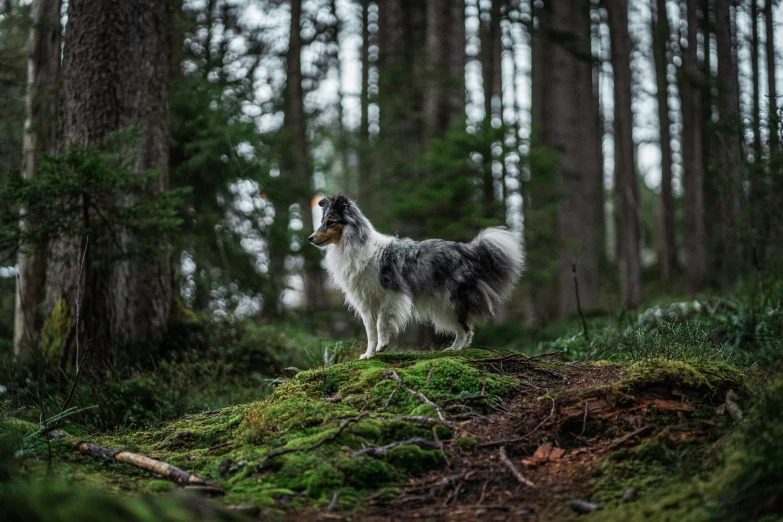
[{"left": 1, "top": 0, "right": 783, "bottom": 358}]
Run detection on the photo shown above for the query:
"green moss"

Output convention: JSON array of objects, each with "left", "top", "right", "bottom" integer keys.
[
  {"left": 409, "top": 404, "right": 437, "bottom": 417},
  {"left": 146, "top": 480, "right": 176, "bottom": 493},
  {"left": 454, "top": 436, "right": 477, "bottom": 448},
  {"left": 385, "top": 445, "right": 444, "bottom": 474},
  {"left": 621, "top": 359, "right": 744, "bottom": 397},
  {"left": 41, "top": 298, "right": 71, "bottom": 364},
  {"left": 339, "top": 456, "right": 397, "bottom": 490}
]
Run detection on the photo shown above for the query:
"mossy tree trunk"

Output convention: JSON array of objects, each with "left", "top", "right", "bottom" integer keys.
[
  {"left": 14, "top": 0, "right": 61, "bottom": 356},
  {"left": 46, "top": 0, "right": 173, "bottom": 359}
]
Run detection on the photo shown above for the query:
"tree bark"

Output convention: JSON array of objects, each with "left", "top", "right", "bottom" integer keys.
[
  {"left": 714, "top": 0, "right": 743, "bottom": 283},
  {"left": 765, "top": 0, "right": 779, "bottom": 155},
  {"left": 527, "top": 0, "right": 600, "bottom": 320},
  {"left": 14, "top": 0, "right": 61, "bottom": 356},
  {"left": 284, "top": 0, "right": 324, "bottom": 310},
  {"left": 425, "top": 0, "right": 452, "bottom": 142},
  {"left": 652, "top": 0, "right": 677, "bottom": 282},
  {"left": 681, "top": 0, "right": 707, "bottom": 292},
  {"left": 607, "top": 0, "right": 642, "bottom": 308},
  {"left": 480, "top": 0, "right": 503, "bottom": 218},
  {"left": 47, "top": 0, "right": 172, "bottom": 356},
  {"left": 751, "top": 0, "right": 762, "bottom": 162}
]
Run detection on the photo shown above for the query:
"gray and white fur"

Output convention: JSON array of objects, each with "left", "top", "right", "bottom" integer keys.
[{"left": 308, "top": 195, "right": 525, "bottom": 359}]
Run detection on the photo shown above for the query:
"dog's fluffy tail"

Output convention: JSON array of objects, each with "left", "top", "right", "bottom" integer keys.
[{"left": 470, "top": 227, "right": 525, "bottom": 312}]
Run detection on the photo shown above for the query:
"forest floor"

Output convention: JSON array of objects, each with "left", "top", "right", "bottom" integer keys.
[{"left": 7, "top": 344, "right": 752, "bottom": 522}]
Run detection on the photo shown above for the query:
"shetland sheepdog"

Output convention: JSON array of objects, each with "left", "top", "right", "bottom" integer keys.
[{"left": 309, "top": 195, "right": 525, "bottom": 359}]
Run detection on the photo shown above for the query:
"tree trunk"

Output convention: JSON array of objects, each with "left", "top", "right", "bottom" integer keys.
[
  {"left": 681, "top": 0, "right": 707, "bottom": 292},
  {"left": 358, "top": 0, "right": 371, "bottom": 207},
  {"left": 528, "top": 0, "right": 600, "bottom": 320},
  {"left": 425, "top": 0, "right": 448, "bottom": 141},
  {"left": 284, "top": 0, "right": 324, "bottom": 310},
  {"left": 14, "top": 0, "right": 61, "bottom": 356},
  {"left": 751, "top": 0, "right": 762, "bottom": 163},
  {"left": 47, "top": 0, "right": 172, "bottom": 357},
  {"left": 714, "top": 0, "right": 743, "bottom": 283},
  {"left": 652, "top": 0, "right": 677, "bottom": 282},
  {"left": 449, "top": 0, "right": 466, "bottom": 124},
  {"left": 480, "top": 0, "right": 502, "bottom": 218},
  {"left": 765, "top": 0, "right": 779, "bottom": 156},
  {"left": 607, "top": 0, "right": 642, "bottom": 308}
]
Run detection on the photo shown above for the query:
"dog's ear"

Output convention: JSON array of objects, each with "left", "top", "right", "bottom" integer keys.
[
  {"left": 332, "top": 195, "right": 349, "bottom": 213},
  {"left": 318, "top": 198, "right": 327, "bottom": 208}
]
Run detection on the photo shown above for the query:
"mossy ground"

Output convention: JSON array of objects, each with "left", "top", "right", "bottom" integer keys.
[{"left": 5, "top": 343, "right": 775, "bottom": 521}]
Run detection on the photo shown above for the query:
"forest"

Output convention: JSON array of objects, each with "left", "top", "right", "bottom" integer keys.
[{"left": 0, "top": 0, "right": 782, "bottom": 520}]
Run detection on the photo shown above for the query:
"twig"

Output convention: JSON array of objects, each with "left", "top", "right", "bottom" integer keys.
[
  {"left": 580, "top": 400, "right": 590, "bottom": 437},
  {"left": 433, "top": 426, "right": 451, "bottom": 467},
  {"left": 608, "top": 425, "right": 653, "bottom": 449},
  {"left": 155, "top": 431, "right": 194, "bottom": 451},
  {"left": 14, "top": 272, "right": 36, "bottom": 349},
  {"left": 529, "top": 350, "right": 564, "bottom": 359},
  {"left": 387, "top": 371, "right": 445, "bottom": 420},
  {"left": 352, "top": 437, "right": 440, "bottom": 459},
  {"left": 60, "top": 340, "right": 90, "bottom": 413},
  {"left": 206, "top": 440, "right": 234, "bottom": 452},
  {"left": 382, "top": 385, "right": 399, "bottom": 411},
  {"left": 499, "top": 446, "right": 536, "bottom": 488},
  {"left": 49, "top": 430, "right": 218, "bottom": 489},
  {"left": 477, "top": 479, "right": 489, "bottom": 505},
  {"left": 259, "top": 414, "right": 365, "bottom": 469},
  {"left": 327, "top": 489, "right": 341, "bottom": 511},
  {"left": 393, "top": 416, "right": 458, "bottom": 429},
  {"left": 478, "top": 396, "right": 556, "bottom": 448},
  {"left": 570, "top": 261, "right": 589, "bottom": 341},
  {"left": 75, "top": 237, "right": 88, "bottom": 374},
  {"left": 468, "top": 353, "right": 524, "bottom": 364}
]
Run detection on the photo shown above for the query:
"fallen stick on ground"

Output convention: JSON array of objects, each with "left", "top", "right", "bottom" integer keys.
[
  {"left": 393, "top": 415, "right": 458, "bottom": 429},
  {"left": 387, "top": 371, "right": 445, "bottom": 420},
  {"left": 258, "top": 414, "right": 366, "bottom": 469},
  {"left": 352, "top": 437, "right": 440, "bottom": 459},
  {"left": 498, "top": 446, "right": 536, "bottom": 488},
  {"left": 49, "top": 430, "right": 218, "bottom": 489}
]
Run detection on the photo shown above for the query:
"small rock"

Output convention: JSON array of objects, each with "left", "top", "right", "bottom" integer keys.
[
  {"left": 473, "top": 508, "right": 487, "bottom": 517},
  {"left": 621, "top": 487, "right": 636, "bottom": 502},
  {"left": 228, "top": 503, "right": 260, "bottom": 517},
  {"left": 569, "top": 500, "right": 602, "bottom": 514},
  {"left": 324, "top": 395, "right": 342, "bottom": 403},
  {"left": 217, "top": 458, "right": 232, "bottom": 476}
]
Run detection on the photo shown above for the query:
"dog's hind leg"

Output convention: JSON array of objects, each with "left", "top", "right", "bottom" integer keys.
[{"left": 444, "top": 324, "right": 474, "bottom": 351}]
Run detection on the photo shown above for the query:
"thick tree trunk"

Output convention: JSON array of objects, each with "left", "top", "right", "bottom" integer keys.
[
  {"left": 47, "top": 0, "right": 172, "bottom": 356},
  {"left": 480, "top": 0, "right": 502, "bottom": 218},
  {"left": 449, "top": 0, "right": 466, "bottom": 124},
  {"left": 527, "top": 0, "right": 600, "bottom": 320},
  {"left": 681, "top": 0, "right": 707, "bottom": 292},
  {"left": 607, "top": 0, "right": 642, "bottom": 308},
  {"left": 284, "top": 0, "right": 324, "bottom": 310},
  {"left": 765, "top": 0, "right": 779, "bottom": 155},
  {"left": 652, "top": 0, "right": 677, "bottom": 282},
  {"left": 14, "top": 0, "right": 60, "bottom": 356},
  {"left": 714, "top": 0, "right": 743, "bottom": 283}
]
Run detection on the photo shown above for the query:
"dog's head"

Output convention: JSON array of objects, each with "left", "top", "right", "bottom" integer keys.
[{"left": 309, "top": 195, "right": 354, "bottom": 247}]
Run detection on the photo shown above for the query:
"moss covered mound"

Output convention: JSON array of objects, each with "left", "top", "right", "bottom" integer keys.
[{"left": 36, "top": 350, "right": 516, "bottom": 511}]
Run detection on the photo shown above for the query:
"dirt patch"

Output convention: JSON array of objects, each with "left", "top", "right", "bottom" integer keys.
[{"left": 308, "top": 357, "right": 735, "bottom": 521}]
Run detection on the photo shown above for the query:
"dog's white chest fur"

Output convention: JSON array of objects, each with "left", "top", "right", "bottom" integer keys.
[{"left": 325, "top": 233, "right": 392, "bottom": 314}]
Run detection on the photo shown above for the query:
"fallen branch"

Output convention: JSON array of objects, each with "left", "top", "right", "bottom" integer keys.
[
  {"left": 49, "top": 430, "right": 217, "bottom": 489},
  {"left": 259, "top": 414, "right": 366, "bottom": 469},
  {"left": 498, "top": 446, "right": 536, "bottom": 488},
  {"left": 387, "top": 371, "right": 445, "bottom": 420},
  {"left": 327, "top": 489, "right": 341, "bottom": 511},
  {"left": 352, "top": 437, "right": 440, "bottom": 459}
]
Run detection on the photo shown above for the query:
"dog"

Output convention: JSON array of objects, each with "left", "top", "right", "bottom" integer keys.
[{"left": 308, "top": 195, "right": 525, "bottom": 359}]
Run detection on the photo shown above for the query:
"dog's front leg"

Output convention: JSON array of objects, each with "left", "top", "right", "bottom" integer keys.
[{"left": 359, "top": 310, "right": 378, "bottom": 360}]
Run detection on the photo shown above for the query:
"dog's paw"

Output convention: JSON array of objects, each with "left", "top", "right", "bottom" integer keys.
[
  {"left": 376, "top": 344, "right": 389, "bottom": 353},
  {"left": 443, "top": 346, "right": 463, "bottom": 351},
  {"left": 359, "top": 351, "right": 374, "bottom": 360}
]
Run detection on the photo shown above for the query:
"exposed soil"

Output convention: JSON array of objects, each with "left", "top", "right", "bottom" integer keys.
[{"left": 289, "top": 356, "right": 730, "bottom": 522}]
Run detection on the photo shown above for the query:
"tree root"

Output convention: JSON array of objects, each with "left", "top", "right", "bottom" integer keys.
[
  {"left": 353, "top": 437, "right": 440, "bottom": 459},
  {"left": 387, "top": 370, "right": 445, "bottom": 420}
]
